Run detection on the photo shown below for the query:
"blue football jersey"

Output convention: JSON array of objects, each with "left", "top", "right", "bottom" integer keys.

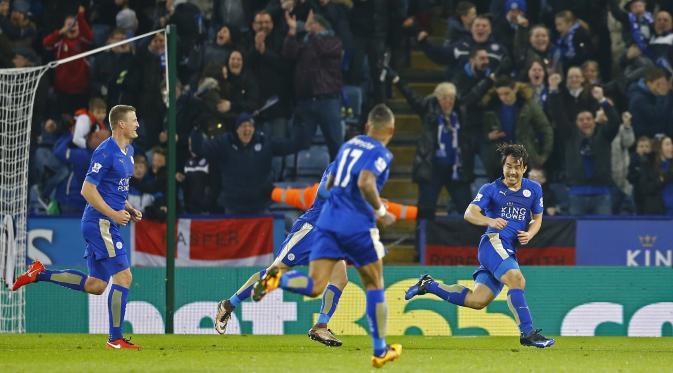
[
  {"left": 297, "top": 162, "right": 334, "bottom": 225},
  {"left": 82, "top": 137, "right": 135, "bottom": 222},
  {"left": 317, "top": 135, "right": 393, "bottom": 233},
  {"left": 470, "top": 178, "right": 544, "bottom": 249}
]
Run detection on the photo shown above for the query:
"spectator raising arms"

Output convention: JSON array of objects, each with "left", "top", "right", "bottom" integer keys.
[
  {"left": 392, "top": 71, "right": 473, "bottom": 219},
  {"left": 42, "top": 6, "right": 93, "bottom": 116},
  {"left": 548, "top": 85, "right": 620, "bottom": 216}
]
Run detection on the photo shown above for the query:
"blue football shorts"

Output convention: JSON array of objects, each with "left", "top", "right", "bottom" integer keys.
[{"left": 472, "top": 233, "right": 520, "bottom": 297}]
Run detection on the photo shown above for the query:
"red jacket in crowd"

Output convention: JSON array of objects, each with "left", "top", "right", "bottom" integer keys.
[{"left": 42, "top": 10, "right": 92, "bottom": 94}]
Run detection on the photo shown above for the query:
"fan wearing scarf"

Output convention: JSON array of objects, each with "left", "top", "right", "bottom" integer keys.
[
  {"left": 392, "top": 73, "right": 473, "bottom": 219},
  {"left": 608, "top": 0, "right": 654, "bottom": 55},
  {"left": 553, "top": 10, "right": 593, "bottom": 70}
]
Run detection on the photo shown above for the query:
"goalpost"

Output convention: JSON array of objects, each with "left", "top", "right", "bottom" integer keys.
[{"left": 0, "top": 27, "right": 175, "bottom": 333}]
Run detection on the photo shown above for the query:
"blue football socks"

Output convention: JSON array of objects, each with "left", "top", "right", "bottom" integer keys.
[
  {"left": 279, "top": 270, "right": 314, "bottom": 296},
  {"left": 366, "top": 289, "right": 387, "bottom": 357},
  {"left": 108, "top": 284, "right": 129, "bottom": 341},
  {"left": 317, "top": 284, "right": 342, "bottom": 325},
  {"left": 229, "top": 270, "right": 266, "bottom": 307},
  {"left": 427, "top": 281, "right": 468, "bottom": 306},
  {"left": 507, "top": 289, "right": 534, "bottom": 336},
  {"left": 36, "top": 269, "right": 86, "bottom": 292}
]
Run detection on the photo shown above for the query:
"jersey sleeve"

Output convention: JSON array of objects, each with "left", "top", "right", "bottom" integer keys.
[
  {"left": 362, "top": 148, "right": 391, "bottom": 177},
  {"left": 84, "top": 148, "right": 112, "bottom": 186},
  {"left": 532, "top": 183, "right": 544, "bottom": 215},
  {"left": 470, "top": 183, "right": 493, "bottom": 211}
]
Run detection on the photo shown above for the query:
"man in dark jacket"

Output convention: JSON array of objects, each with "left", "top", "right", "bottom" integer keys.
[
  {"left": 348, "top": 0, "right": 405, "bottom": 104},
  {"left": 454, "top": 47, "right": 496, "bottom": 176},
  {"left": 627, "top": 67, "right": 673, "bottom": 138},
  {"left": 480, "top": 76, "right": 554, "bottom": 180},
  {"left": 283, "top": 11, "right": 343, "bottom": 159},
  {"left": 418, "top": 15, "right": 511, "bottom": 80},
  {"left": 247, "top": 10, "right": 293, "bottom": 139},
  {"left": 548, "top": 85, "right": 620, "bottom": 215},
  {"left": 190, "top": 112, "right": 306, "bottom": 215}
]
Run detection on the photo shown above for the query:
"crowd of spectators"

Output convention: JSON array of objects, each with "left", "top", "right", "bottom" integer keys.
[{"left": 11, "top": 0, "right": 673, "bottom": 218}]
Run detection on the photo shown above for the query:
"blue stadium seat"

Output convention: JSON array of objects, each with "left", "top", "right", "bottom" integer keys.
[{"left": 296, "top": 145, "right": 330, "bottom": 178}]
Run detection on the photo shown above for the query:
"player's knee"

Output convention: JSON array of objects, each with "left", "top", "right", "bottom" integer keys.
[
  {"left": 113, "top": 270, "right": 132, "bottom": 288},
  {"left": 507, "top": 272, "right": 525, "bottom": 289},
  {"left": 311, "top": 278, "right": 328, "bottom": 298},
  {"left": 472, "top": 299, "right": 489, "bottom": 310},
  {"left": 86, "top": 280, "right": 106, "bottom": 295}
]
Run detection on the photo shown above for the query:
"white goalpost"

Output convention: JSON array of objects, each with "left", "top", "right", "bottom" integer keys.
[{"left": 0, "top": 28, "right": 167, "bottom": 333}]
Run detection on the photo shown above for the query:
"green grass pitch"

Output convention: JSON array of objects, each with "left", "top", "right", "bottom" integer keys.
[{"left": 1, "top": 335, "right": 672, "bottom": 372}]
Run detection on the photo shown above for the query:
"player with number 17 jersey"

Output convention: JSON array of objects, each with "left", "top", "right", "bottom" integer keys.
[{"left": 316, "top": 135, "right": 393, "bottom": 236}]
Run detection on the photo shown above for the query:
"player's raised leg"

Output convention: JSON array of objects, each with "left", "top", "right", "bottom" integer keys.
[
  {"left": 254, "top": 258, "right": 335, "bottom": 301},
  {"left": 405, "top": 273, "right": 497, "bottom": 310},
  {"left": 215, "top": 268, "right": 267, "bottom": 334},
  {"left": 308, "top": 260, "right": 348, "bottom": 347},
  {"left": 356, "top": 259, "right": 401, "bottom": 368},
  {"left": 500, "top": 268, "right": 554, "bottom": 348},
  {"left": 13, "top": 261, "right": 85, "bottom": 292}
]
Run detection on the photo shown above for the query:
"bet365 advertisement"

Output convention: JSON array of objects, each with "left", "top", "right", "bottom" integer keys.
[{"left": 25, "top": 266, "right": 673, "bottom": 337}]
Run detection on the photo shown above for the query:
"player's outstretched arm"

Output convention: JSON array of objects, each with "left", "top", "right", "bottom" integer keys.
[
  {"left": 358, "top": 170, "right": 395, "bottom": 226},
  {"left": 464, "top": 204, "right": 506, "bottom": 230},
  {"left": 81, "top": 181, "right": 130, "bottom": 225}
]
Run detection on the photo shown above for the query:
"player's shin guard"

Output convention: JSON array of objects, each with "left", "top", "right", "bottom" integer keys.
[
  {"left": 507, "top": 289, "right": 534, "bottom": 335},
  {"left": 108, "top": 284, "right": 129, "bottom": 341},
  {"left": 365, "top": 289, "right": 387, "bottom": 357},
  {"left": 230, "top": 270, "right": 266, "bottom": 307},
  {"left": 280, "top": 270, "right": 314, "bottom": 296},
  {"left": 427, "top": 282, "right": 468, "bottom": 306},
  {"left": 317, "top": 284, "right": 342, "bottom": 324},
  {"left": 36, "top": 269, "right": 87, "bottom": 292}
]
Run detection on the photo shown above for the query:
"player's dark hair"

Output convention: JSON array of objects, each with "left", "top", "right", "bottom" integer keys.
[
  {"left": 498, "top": 143, "right": 528, "bottom": 167},
  {"left": 367, "top": 104, "right": 394, "bottom": 130},
  {"left": 108, "top": 105, "right": 135, "bottom": 129}
]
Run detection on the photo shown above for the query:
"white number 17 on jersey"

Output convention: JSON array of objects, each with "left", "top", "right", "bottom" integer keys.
[{"left": 334, "top": 148, "right": 363, "bottom": 187}]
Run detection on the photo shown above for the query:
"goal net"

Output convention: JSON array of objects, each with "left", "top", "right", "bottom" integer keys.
[
  {"left": 0, "top": 28, "right": 167, "bottom": 333},
  {"left": 0, "top": 65, "right": 49, "bottom": 333}
]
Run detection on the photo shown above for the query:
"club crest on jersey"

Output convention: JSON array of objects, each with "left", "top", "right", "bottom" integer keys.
[
  {"left": 523, "top": 189, "right": 531, "bottom": 198},
  {"left": 375, "top": 157, "right": 387, "bottom": 173},
  {"left": 91, "top": 162, "right": 103, "bottom": 173}
]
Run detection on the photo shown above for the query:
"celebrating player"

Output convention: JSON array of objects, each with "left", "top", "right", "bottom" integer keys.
[
  {"left": 13, "top": 105, "right": 143, "bottom": 349},
  {"left": 405, "top": 144, "right": 555, "bottom": 348},
  {"left": 215, "top": 162, "right": 349, "bottom": 347},
  {"left": 252, "top": 104, "right": 402, "bottom": 368}
]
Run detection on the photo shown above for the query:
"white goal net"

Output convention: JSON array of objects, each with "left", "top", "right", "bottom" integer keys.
[{"left": 0, "top": 65, "right": 49, "bottom": 333}]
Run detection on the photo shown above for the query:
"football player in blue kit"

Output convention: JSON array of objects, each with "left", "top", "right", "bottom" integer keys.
[
  {"left": 214, "top": 162, "right": 350, "bottom": 347},
  {"left": 405, "top": 143, "right": 555, "bottom": 348},
  {"left": 252, "top": 104, "right": 402, "bottom": 368},
  {"left": 13, "top": 105, "right": 143, "bottom": 349}
]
